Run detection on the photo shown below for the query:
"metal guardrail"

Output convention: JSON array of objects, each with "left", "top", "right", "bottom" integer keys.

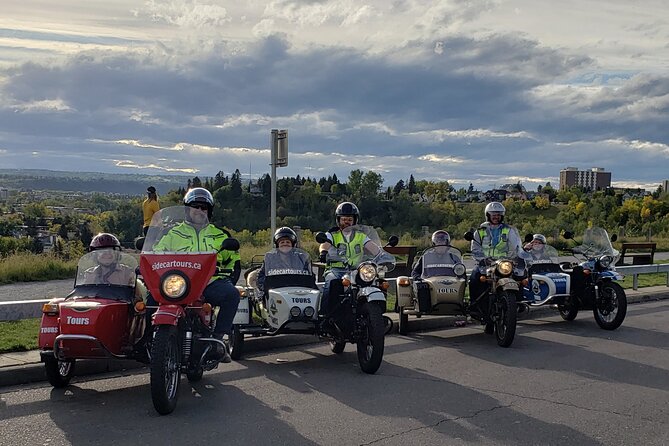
[{"left": 1, "top": 265, "right": 668, "bottom": 322}]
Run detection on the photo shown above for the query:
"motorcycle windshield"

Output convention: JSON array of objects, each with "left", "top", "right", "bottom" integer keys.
[
  {"left": 75, "top": 251, "right": 138, "bottom": 288},
  {"left": 328, "top": 225, "right": 395, "bottom": 271},
  {"left": 263, "top": 247, "right": 317, "bottom": 289},
  {"left": 421, "top": 246, "right": 463, "bottom": 278},
  {"left": 576, "top": 227, "right": 619, "bottom": 258},
  {"left": 142, "top": 206, "right": 215, "bottom": 254}
]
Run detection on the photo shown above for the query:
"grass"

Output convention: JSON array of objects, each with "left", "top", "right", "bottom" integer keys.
[
  {"left": 0, "top": 318, "right": 40, "bottom": 353},
  {"left": 0, "top": 253, "right": 77, "bottom": 285}
]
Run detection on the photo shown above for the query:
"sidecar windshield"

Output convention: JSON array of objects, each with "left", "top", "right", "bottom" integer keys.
[
  {"left": 75, "top": 251, "right": 138, "bottom": 288},
  {"left": 142, "top": 206, "right": 215, "bottom": 254},
  {"left": 575, "top": 227, "right": 618, "bottom": 258},
  {"left": 326, "top": 225, "right": 395, "bottom": 271},
  {"left": 526, "top": 245, "right": 560, "bottom": 265},
  {"left": 263, "top": 247, "right": 316, "bottom": 289},
  {"left": 421, "top": 246, "right": 463, "bottom": 278}
]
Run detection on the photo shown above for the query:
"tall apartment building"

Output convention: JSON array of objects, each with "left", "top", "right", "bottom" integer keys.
[
  {"left": 662, "top": 179, "right": 669, "bottom": 193},
  {"left": 559, "top": 167, "right": 611, "bottom": 191}
]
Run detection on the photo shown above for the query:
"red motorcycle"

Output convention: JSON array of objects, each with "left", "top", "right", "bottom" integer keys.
[
  {"left": 39, "top": 250, "right": 149, "bottom": 388},
  {"left": 139, "top": 206, "right": 240, "bottom": 415}
]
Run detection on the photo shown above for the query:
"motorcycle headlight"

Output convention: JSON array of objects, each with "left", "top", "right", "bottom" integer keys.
[
  {"left": 496, "top": 260, "right": 514, "bottom": 276},
  {"left": 453, "top": 263, "right": 466, "bottom": 276},
  {"left": 357, "top": 262, "right": 377, "bottom": 285},
  {"left": 160, "top": 271, "right": 189, "bottom": 300},
  {"left": 598, "top": 255, "right": 612, "bottom": 268}
]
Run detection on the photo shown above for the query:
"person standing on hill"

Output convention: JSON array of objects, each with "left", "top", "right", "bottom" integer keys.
[{"left": 142, "top": 186, "right": 160, "bottom": 235}]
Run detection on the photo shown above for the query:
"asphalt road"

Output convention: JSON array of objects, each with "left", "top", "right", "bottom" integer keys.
[{"left": 1, "top": 300, "right": 667, "bottom": 446}]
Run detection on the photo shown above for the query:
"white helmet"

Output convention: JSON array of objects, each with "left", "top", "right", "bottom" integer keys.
[
  {"left": 532, "top": 234, "right": 547, "bottom": 244},
  {"left": 484, "top": 201, "right": 505, "bottom": 223}
]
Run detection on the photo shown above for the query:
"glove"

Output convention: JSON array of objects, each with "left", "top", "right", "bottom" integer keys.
[{"left": 319, "top": 250, "right": 327, "bottom": 263}]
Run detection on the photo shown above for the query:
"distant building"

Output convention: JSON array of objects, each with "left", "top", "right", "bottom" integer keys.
[
  {"left": 559, "top": 167, "right": 611, "bottom": 191},
  {"left": 0, "top": 188, "right": 8, "bottom": 200},
  {"left": 662, "top": 179, "right": 669, "bottom": 194}
]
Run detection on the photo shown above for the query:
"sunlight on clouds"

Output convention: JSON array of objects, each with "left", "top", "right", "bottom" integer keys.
[
  {"left": 142, "top": 0, "right": 231, "bottom": 28},
  {"left": 408, "top": 128, "right": 533, "bottom": 143},
  {"left": 418, "top": 154, "right": 465, "bottom": 164},
  {"left": 113, "top": 159, "right": 199, "bottom": 173},
  {"left": 353, "top": 122, "right": 398, "bottom": 136},
  {"left": 262, "top": 1, "right": 378, "bottom": 28},
  {"left": 607, "top": 138, "right": 669, "bottom": 156},
  {"left": 13, "top": 99, "right": 72, "bottom": 112}
]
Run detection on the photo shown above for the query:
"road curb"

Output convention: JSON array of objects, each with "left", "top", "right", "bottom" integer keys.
[{"left": 1, "top": 289, "right": 667, "bottom": 389}]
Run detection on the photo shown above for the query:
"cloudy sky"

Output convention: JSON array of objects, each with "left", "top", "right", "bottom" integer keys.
[{"left": 1, "top": 0, "right": 668, "bottom": 191}]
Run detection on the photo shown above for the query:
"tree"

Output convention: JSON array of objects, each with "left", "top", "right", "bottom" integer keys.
[
  {"left": 230, "top": 169, "right": 243, "bottom": 197},
  {"left": 393, "top": 179, "right": 405, "bottom": 196},
  {"left": 408, "top": 175, "right": 416, "bottom": 194}
]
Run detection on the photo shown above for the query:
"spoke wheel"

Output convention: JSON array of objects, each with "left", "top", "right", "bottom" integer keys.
[
  {"left": 150, "top": 325, "right": 181, "bottom": 415},
  {"left": 356, "top": 303, "right": 385, "bottom": 374},
  {"left": 44, "top": 358, "right": 75, "bottom": 388},
  {"left": 494, "top": 292, "right": 517, "bottom": 347},
  {"left": 593, "top": 282, "right": 627, "bottom": 330}
]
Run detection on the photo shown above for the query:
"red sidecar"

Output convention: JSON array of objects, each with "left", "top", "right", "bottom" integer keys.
[{"left": 38, "top": 251, "right": 147, "bottom": 388}]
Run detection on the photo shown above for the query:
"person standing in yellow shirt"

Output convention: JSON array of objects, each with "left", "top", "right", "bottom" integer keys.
[{"left": 142, "top": 186, "right": 160, "bottom": 235}]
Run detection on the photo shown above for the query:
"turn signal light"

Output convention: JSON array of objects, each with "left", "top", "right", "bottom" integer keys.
[
  {"left": 202, "top": 303, "right": 212, "bottom": 314},
  {"left": 479, "top": 276, "right": 487, "bottom": 282},
  {"left": 134, "top": 301, "right": 146, "bottom": 312},
  {"left": 583, "top": 269, "right": 592, "bottom": 275},
  {"left": 380, "top": 281, "right": 390, "bottom": 291},
  {"left": 521, "top": 279, "right": 529, "bottom": 286},
  {"left": 42, "top": 303, "right": 59, "bottom": 314},
  {"left": 342, "top": 277, "right": 351, "bottom": 287},
  {"left": 397, "top": 277, "right": 411, "bottom": 287}
]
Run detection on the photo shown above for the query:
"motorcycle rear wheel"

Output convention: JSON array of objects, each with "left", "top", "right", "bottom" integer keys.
[
  {"left": 44, "top": 358, "right": 75, "bottom": 388},
  {"left": 559, "top": 304, "right": 579, "bottom": 321},
  {"left": 593, "top": 282, "right": 627, "bottom": 330},
  {"left": 494, "top": 292, "right": 517, "bottom": 347},
  {"left": 150, "top": 325, "right": 181, "bottom": 415},
  {"left": 356, "top": 302, "right": 385, "bottom": 374}
]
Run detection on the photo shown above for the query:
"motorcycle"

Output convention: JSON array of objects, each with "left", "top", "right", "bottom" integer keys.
[
  {"left": 395, "top": 245, "right": 468, "bottom": 335},
  {"left": 556, "top": 227, "right": 627, "bottom": 330},
  {"left": 139, "top": 206, "right": 240, "bottom": 414},
  {"left": 462, "top": 228, "right": 527, "bottom": 347},
  {"left": 38, "top": 250, "right": 149, "bottom": 388},
  {"left": 313, "top": 225, "right": 397, "bottom": 374}
]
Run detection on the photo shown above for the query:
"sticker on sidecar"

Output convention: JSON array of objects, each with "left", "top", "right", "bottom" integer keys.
[
  {"left": 290, "top": 297, "right": 312, "bottom": 304},
  {"left": 41, "top": 327, "right": 58, "bottom": 333},
  {"left": 66, "top": 316, "right": 90, "bottom": 325},
  {"left": 151, "top": 260, "right": 202, "bottom": 271}
]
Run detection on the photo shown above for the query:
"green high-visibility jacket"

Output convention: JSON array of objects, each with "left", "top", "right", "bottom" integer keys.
[{"left": 326, "top": 229, "right": 367, "bottom": 271}]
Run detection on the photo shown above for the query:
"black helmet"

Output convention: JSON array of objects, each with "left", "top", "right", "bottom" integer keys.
[
  {"left": 89, "top": 233, "right": 121, "bottom": 252},
  {"left": 184, "top": 187, "right": 214, "bottom": 218},
  {"left": 431, "top": 230, "right": 450, "bottom": 246},
  {"left": 273, "top": 227, "right": 298, "bottom": 248},
  {"left": 335, "top": 201, "right": 360, "bottom": 225}
]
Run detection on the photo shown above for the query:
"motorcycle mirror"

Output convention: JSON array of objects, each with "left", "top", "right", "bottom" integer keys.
[
  {"left": 610, "top": 234, "right": 618, "bottom": 242},
  {"left": 463, "top": 231, "right": 474, "bottom": 242},
  {"left": 220, "top": 238, "right": 240, "bottom": 251},
  {"left": 562, "top": 231, "right": 574, "bottom": 240},
  {"left": 315, "top": 232, "right": 330, "bottom": 244},
  {"left": 134, "top": 237, "right": 145, "bottom": 251},
  {"left": 524, "top": 233, "right": 534, "bottom": 243},
  {"left": 387, "top": 235, "right": 399, "bottom": 247}
]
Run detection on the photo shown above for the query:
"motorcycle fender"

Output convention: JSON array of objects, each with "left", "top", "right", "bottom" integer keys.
[
  {"left": 152, "top": 305, "right": 185, "bottom": 326},
  {"left": 600, "top": 271, "right": 624, "bottom": 281},
  {"left": 359, "top": 286, "right": 386, "bottom": 302},
  {"left": 38, "top": 314, "right": 60, "bottom": 349},
  {"left": 233, "top": 294, "right": 251, "bottom": 325},
  {"left": 497, "top": 277, "right": 519, "bottom": 292},
  {"left": 396, "top": 276, "right": 414, "bottom": 307}
]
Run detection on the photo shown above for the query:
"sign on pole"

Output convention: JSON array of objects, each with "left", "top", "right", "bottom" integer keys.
[{"left": 270, "top": 129, "right": 288, "bottom": 244}]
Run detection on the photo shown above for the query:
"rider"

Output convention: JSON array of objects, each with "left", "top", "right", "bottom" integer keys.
[
  {"left": 524, "top": 233, "right": 548, "bottom": 260},
  {"left": 257, "top": 227, "right": 314, "bottom": 297},
  {"left": 318, "top": 201, "right": 379, "bottom": 316},
  {"left": 468, "top": 202, "right": 524, "bottom": 301},
  {"left": 152, "top": 187, "right": 240, "bottom": 363},
  {"left": 411, "top": 230, "right": 461, "bottom": 280},
  {"left": 83, "top": 233, "right": 148, "bottom": 302}
]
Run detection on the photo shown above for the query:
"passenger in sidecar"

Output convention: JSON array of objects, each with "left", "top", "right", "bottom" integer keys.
[{"left": 521, "top": 234, "right": 571, "bottom": 306}]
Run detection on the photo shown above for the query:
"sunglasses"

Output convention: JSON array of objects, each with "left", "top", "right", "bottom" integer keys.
[{"left": 189, "top": 203, "right": 209, "bottom": 211}]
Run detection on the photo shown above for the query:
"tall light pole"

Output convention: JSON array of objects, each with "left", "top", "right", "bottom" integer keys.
[{"left": 270, "top": 129, "right": 288, "bottom": 244}]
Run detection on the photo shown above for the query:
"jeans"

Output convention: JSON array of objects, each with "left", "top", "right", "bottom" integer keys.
[
  {"left": 320, "top": 269, "right": 346, "bottom": 315},
  {"left": 468, "top": 267, "right": 487, "bottom": 303},
  {"left": 203, "top": 278, "right": 241, "bottom": 336}
]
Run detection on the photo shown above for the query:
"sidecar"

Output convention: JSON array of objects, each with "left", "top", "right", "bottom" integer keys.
[
  {"left": 230, "top": 247, "right": 321, "bottom": 359},
  {"left": 521, "top": 244, "right": 572, "bottom": 309},
  {"left": 395, "top": 246, "right": 468, "bottom": 335},
  {"left": 38, "top": 251, "right": 147, "bottom": 388}
]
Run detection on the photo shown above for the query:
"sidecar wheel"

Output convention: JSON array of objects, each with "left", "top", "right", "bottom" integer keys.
[
  {"left": 495, "top": 292, "right": 517, "bottom": 347},
  {"left": 229, "top": 326, "right": 245, "bottom": 360},
  {"left": 150, "top": 325, "right": 181, "bottom": 415},
  {"left": 398, "top": 307, "right": 409, "bottom": 335},
  {"left": 593, "top": 282, "right": 627, "bottom": 330},
  {"left": 559, "top": 305, "right": 579, "bottom": 321},
  {"left": 484, "top": 322, "right": 494, "bottom": 334},
  {"left": 356, "top": 302, "right": 385, "bottom": 374},
  {"left": 44, "top": 358, "right": 75, "bottom": 388},
  {"left": 330, "top": 341, "right": 346, "bottom": 354}
]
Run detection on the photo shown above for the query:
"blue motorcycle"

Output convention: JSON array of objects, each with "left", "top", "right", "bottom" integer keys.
[{"left": 522, "top": 227, "right": 627, "bottom": 330}]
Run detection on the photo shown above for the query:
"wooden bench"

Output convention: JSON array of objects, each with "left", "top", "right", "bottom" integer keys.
[
  {"left": 313, "top": 245, "right": 418, "bottom": 280},
  {"left": 616, "top": 242, "right": 656, "bottom": 265}
]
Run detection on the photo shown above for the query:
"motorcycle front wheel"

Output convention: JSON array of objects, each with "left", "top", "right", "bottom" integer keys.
[
  {"left": 356, "top": 302, "right": 385, "bottom": 374},
  {"left": 494, "top": 291, "right": 517, "bottom": 347},
  {"left": 44, "top": 358, "right": 75, "bottom": 388},
  {"left": 150, "top": 325, "right": 181, "bottom": 415},
  {"left": 593, "top": 282, "right": 627, "bottom": 330}
]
